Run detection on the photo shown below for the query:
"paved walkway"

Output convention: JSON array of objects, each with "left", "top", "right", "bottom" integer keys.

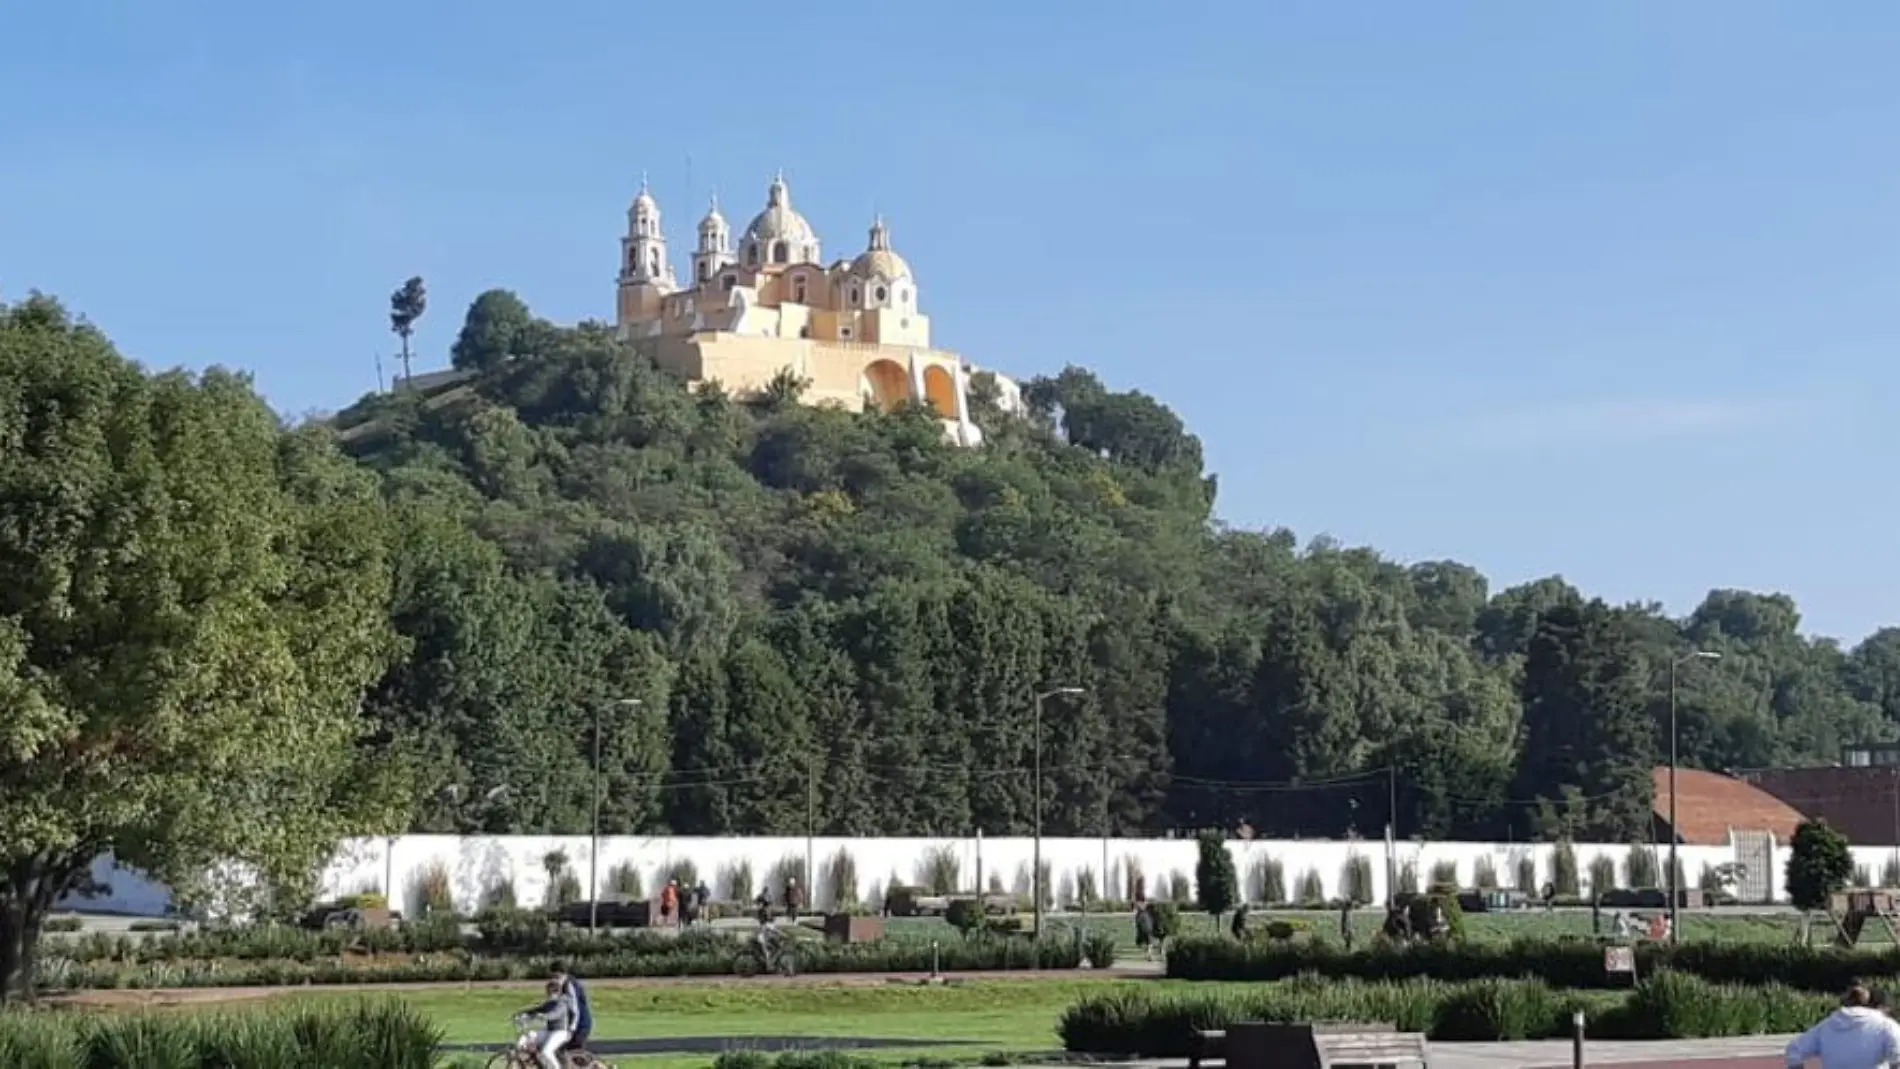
[
  {"left": 1128, "top": 1036, "right": 1794, "bottom": 1069},
  {"left": 1453, "top": 1035, "right": 1790, "bottom": 1068}
]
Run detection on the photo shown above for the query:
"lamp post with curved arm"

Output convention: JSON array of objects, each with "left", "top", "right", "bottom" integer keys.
[{"left": 1668, "top": 651, "right": 1720, "bottom": 942}]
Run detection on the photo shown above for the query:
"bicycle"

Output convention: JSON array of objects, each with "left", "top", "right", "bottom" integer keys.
[
  {"left": 487, "top": 1016, "right": 612, "bottom": 1069},
  {"left": 732, "top": 927, "right": 798, "bottom": 977}
]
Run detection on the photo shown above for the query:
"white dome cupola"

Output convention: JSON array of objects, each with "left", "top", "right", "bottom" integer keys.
[
  {"left": 849, "top": 215, "right": 915, "bottom": 310},
  {"left": 741, "top": 172, "right": 821, "bottom": 268}
]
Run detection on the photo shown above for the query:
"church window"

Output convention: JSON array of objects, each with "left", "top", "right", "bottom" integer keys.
[
  {"left": 793, "top": 278, "right": 807, "bottom": 303},
  {"left": 874, "top": 285, "right": 888, "bottom": 303},
  {"left": 746, "top": 244, "right": 759, "bottom": 266},
  {"left": 650, "top": 250, "right": 661, "bottom": 273},
  {"left": 699, "top": 262, "right": 711, "bottom": 281},
  {"left": 900, "top": 288, "right": 910, "bottom": 304},
  {"left": 723, "top": 274, "right": 737, "bottom": 291},
  {"left": 772, "top": 241, "right": 788, "bottom": 263},
  {"left": 840, "top": 326, "right": 854, "bottom": 339},
  {"left": 850, "top": 287, "right": 861, "bottom": 304},
  {"left": 901, "top": 318, "right": 910, "bottom": 329}
]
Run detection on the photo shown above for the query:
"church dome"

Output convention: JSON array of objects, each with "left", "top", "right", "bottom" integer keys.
[
  {"left": 849, "top": 216, "right": 912, "bottom": 280},
  {"left": 699, "top": 196, "right": 726, "bottom": 233},
  {"left": 850, "top": 248, "right": 912, "bottom": 280},
  {"left": 742, "top": 174, "right": 817, "bottom": 246}
]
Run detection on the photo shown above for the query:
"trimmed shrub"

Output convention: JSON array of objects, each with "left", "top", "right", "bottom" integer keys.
[
  {"left": 1884, "top": 857, "right": 1900, "bottom": 889},
  {"left": 1295, "top": 869, "right": 1324, "bottom": 906},
  {"left": 1059, "top": 973, "right": 1834, "bottom": 1053},
  {"left": 1249, "top": 856, "right": 1285, "bottom": 905},
  {"left": 480, "top": 875, "right": 517, "bottom": 912},
  {"left": 1626, "top": 844, "right": 1659, "bottom": 889},
  {"left": 1165, "top": 868, "right": 1190, "bottom": 905},
  {"left": 1514, "top": 855, "right": 1536, "bottom": 893},
  {"left": 1428, "top": 860, "right": 1458, "bottom": 888},
  {"left": 664, "top": 859, "right": 699, "bottom": 891},
  {"left": 722, "top": 859, "right": 754, "bottom": 904},
  {"left": 1342, "top": 854, "right": 1374, "bottom": 905},
  {"left": 1551, "top": 840, "right": 1580, "bottom": 896},
  {"left": 1075, "top": 867, "right": 1100, "bottom": 909},
  {"left": 917, "top": 845, "right": 961, "bottom": 895},
  {"left": 1194, "top": 833, "right": 1237, "bottom": 920},
  {"left": 1473, "top": 856, "right": 1497, "bottom": 890},
  {"left": 824, "top": 848, "right": 859, "bottom": 910},
  {"left": 1121, "top": 855, "right": 1145, "bottom": 902},
  {"left": 1395, "top": 861, "right": 1418, "bottom": 896},
  {"left": 1162, "top": 934, "right": 1900, "bottom": 995},
  {"left": 412, "top": 860, "right": 455, "bottom": 918},
  {"left": 1589, "top": 855, "right": 1618, "bottom": 897},
  {"left": 607, "top": 862, "right": 644, "bottom": 899}
]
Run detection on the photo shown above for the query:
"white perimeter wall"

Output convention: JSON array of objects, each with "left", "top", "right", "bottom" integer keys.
[{"left": 64, "top": 835, "right": 1900, "bottom": 919}]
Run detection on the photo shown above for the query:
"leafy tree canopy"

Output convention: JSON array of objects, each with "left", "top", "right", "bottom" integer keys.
[
  {"left": 0, "top": 296, "right": 409, "bottom": 1000},
  {"left": 322, "top": 291, "right": 1899, "bottom": 849}
]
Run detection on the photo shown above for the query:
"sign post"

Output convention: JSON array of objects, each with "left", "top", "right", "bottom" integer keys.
[{"left": 1604, "top": 944, "right": 1638, "bottom": 987}]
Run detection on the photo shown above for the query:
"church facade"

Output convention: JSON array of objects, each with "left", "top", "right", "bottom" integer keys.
[{"left": 614, "top": 174, "right": 1021, "bottom": 445}]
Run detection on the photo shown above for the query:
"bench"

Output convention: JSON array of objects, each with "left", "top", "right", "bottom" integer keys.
[{"left": 1188, "top": 1028, "right": 1226, "bottom": 1069}]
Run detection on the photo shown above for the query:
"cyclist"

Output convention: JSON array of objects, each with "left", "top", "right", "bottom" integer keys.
[
  {"left": 513, "top": 979, "right": 575, "bottom": 1069},
  {"left": 549, "top": 962, "right": 594, "bottom": 1055}
]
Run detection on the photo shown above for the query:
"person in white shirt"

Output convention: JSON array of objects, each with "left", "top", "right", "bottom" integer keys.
[{"left": 1786, "top": 984, "right": 1900, "bottom": 1068}]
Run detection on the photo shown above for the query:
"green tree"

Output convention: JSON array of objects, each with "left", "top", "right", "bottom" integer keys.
[
  {"left": 450, "top": 289, "right": 536, "bottom": 372},
  {"left": 1194, "top": 831, "right": 1238, "bottom": 929},
  {"left": 389, "top": 276, "right": 428, "bottom": 382},
  {"left": 0, "top": 297, "right": 403, "bottom": 1001},
  {"left": 1786, "top": 819, "right": 1854, "bottom": 912}
]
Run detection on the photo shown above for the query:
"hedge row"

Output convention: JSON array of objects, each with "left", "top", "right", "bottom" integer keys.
[
  {"left": 1060, "top": 972, "right": 1833, "bottom": 1052},
  {"left": 1166, "top": 935, "right": 1900, "bottom": 993},
  {"left": 0, "top": 1000, "right": 437, "bottom": 1068},
  {"left": 41, "top": 911, "right": 647, "bottom": 964},
  {"left": 37, "top": 932, "right": 1091, "bottom": 991}
]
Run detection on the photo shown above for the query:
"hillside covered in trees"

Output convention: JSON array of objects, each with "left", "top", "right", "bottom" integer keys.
[{"left": 314, "top": 289, "right": 1900, "bottom": 846}]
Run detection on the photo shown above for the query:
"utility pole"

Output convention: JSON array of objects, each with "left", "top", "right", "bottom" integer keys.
[
  {"left": 1033, "top": 687, "right": 1086, "bottom": 938},
  {"left": 1667, "top": 652, "right": 1720, "bottom": 942},
  {"left": 591, "top": 698, "right": 641, "bottom": 932},
  {"left": 806, "top": 758, "right": 817, "bottom": 907},
  {"left": 1386, "top": 766, "right": 1399, "bottom": 907}
]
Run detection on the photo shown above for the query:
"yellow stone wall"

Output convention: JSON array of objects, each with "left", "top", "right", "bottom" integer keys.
[{"left": 651, "top": 333, "right": 966, "bottom": 418}]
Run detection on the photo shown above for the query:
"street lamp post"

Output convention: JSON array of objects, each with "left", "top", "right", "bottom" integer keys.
[
  {"left": 1668, "top": 651, "right": 1721, "bottom": 942},
  {"left": 1033, "top": 687, "right": 1086, "bottom": 938},
  {"left": 591, "top": 698, "right": 642, "bottom": 932}
]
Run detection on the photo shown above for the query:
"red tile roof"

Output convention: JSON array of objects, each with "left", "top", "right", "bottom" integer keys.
[{"left": 1651, "top": 766, "right": 1807, "bottom": 845}]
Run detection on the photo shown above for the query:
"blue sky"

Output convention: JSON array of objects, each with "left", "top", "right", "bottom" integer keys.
[{"left": 4, "top": 2, "right": 1897, "bottom": 641}]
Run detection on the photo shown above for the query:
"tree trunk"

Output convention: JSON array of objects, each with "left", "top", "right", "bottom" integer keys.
[{"left": 0, "top": 895, "right": 46, "bottom": 1004}]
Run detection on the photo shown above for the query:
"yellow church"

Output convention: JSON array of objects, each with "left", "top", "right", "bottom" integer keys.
[{"left": 613, "top": 173, "right": 1023, "bottom": 446}]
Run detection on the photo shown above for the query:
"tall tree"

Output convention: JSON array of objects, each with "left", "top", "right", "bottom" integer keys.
[
  {"left": 0, "top": 297, "right": 404, "bottom": 1001},
  {"left": 1514, "top": 601, "right": 1656, "bottom": 841},
  {"left": 388, "top": 276, "right": 428, "bottom": 383}
]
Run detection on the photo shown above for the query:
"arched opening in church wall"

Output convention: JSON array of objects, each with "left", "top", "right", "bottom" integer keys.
[
  {"left": 922, "top": 365, "right": 957, "bottom": 418},
  {"left": 862, "top": 359, "right": 910, "bottom": 413}
]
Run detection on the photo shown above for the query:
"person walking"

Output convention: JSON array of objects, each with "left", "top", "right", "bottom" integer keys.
[
  {"left": 1785, "top": 983, "right": 1900, "bottom": 1068},
  {"left": 661, "top": 879, "right": 680, "bottom": 928}
]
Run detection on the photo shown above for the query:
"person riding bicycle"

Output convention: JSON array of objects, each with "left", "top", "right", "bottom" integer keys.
[
  {"left": 549, "top": 962, "right": 594, "bottom": 1055},
  {"left": 513, "top": 979, "right": 575, "bottom": 1069}
]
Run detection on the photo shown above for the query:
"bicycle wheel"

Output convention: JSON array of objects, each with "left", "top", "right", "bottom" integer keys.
[
  {"left": 732, "top": 949, "right": 760, "bottom": 978},
  {"left": 776, "top": 953, "right": 797, "bottom": 977},
  {"left": 484, "top": 1050, "right": 527, "bottom": 1069}
]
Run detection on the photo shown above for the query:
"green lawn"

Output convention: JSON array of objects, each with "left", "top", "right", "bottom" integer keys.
[{"left": 293, "top": 979, "right": 1140, "bottom": 1069}]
